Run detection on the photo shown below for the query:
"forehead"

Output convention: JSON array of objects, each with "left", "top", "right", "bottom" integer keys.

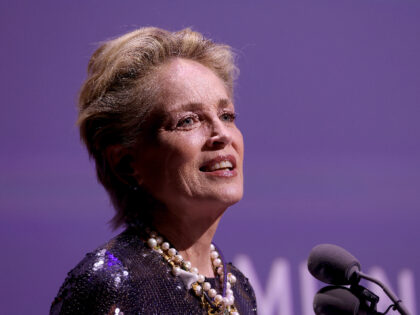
[{"left": 154, "top": 58, "right": 231, "bottom": 111}]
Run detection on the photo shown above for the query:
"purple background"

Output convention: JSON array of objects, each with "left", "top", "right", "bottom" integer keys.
[{"left": 1, "top": 1, "right": 419, "bottom": 314}]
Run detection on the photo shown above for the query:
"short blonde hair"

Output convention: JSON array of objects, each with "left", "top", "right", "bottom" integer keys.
[{"left": 77, "top": 27, "right": 238, "bottom": 228}]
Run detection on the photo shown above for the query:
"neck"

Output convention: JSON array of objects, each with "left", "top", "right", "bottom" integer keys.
[{"left": 151, "top": 204, "right": 226, "bottom": 277}]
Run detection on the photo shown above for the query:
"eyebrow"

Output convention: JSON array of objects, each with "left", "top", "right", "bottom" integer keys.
[{"left": 175, "top": 98, "right": 232, "bottom": 112}]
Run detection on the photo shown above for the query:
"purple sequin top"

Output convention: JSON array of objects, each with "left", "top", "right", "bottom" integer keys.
[{"left": 50, "top": 228, "right": 258, "bottom": 314}]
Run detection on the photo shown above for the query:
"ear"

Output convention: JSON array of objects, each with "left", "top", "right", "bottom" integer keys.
[{"left": 105, "top": 145, "right": 143, "bottom": 186}]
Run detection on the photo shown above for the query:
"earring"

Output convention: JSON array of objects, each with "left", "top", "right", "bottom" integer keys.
[{"left": 129, "top": 185, "right": 139, "bottom": 192}]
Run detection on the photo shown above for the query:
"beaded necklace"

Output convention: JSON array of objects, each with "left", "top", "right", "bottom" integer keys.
[{"left": 146, "top": 230, "right": 240, "bottom": 315}]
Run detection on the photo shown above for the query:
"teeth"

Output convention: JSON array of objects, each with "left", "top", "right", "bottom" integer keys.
[
  {"left": 211, "top": 163, "right": 221, "bottom": 171},
  {"left": 209, "top": 160, "right": 233, "bottom": 171}
]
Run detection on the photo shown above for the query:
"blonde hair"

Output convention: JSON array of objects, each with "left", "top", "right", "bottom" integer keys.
[{"left": 77, "top": 27, "right": 238, "bottom": 228}]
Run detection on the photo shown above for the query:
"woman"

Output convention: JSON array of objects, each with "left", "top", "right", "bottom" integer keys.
[{"left": 51, "top": 27, "right": 257, "bottom": 315}]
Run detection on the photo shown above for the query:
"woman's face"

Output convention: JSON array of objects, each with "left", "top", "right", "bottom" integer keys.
[{"left": 132, "top": 58, "right": 244, "bottom": 216}]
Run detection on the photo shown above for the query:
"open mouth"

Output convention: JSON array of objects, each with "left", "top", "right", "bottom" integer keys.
[{"left": 199, "top": 155, "right": 236, "bottom": 172}]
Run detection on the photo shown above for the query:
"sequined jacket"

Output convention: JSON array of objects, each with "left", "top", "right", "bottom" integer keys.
[{"left": 50, "top": 228, "right": 258, "bottom": 314}]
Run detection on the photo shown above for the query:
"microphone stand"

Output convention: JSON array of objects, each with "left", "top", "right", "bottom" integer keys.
[
  {"left": 349, "top": 284, "right": 380, "bottom": 314},
  {"left": 357, "top": 271, "right": 411, "bottom": 315}
]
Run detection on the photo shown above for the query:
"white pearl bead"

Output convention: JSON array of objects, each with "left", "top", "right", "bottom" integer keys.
[
  {"left": 161, "top": 242, "right": 170, "bottom": 250},
  {"left": 210, "top": 251, "right": 219, "bottom": 259},
  {"left": 183, "top": 261, "right": 192, "bottom": 270},
  {"left": 168, "top": 248, "right": 176, "bottom": 256},
  {"left": 213, "top": 258, "right": 222, "bottom": 267},
  {"left": 210, "top": 244, "right": 215, "bottom": 251},
  {"left": 197, "top": 275, "right": 205, "bottom": 283},
  {"left": 190, "top": 267, "right": 198, "bottom": 274},
  {"left": 227, "top": 289, "right": 233, "bottom": 296},
  {"left": 203, "top": 282, "right": 211, "bottom": 291},
  {"left": 228, "top": 295, "right": 235, "bottom": 305},
  {"left": 229, "top": 274, "right": 237, "bottom": 284},
  {"left": 174, "top": 254, "right": 183, "bottom": 263},
  {"left": 214, "top": 294, "right": 223, "bottom": 303},
  {"left": 226, "top": 282, "right": 231, "bottom": 290},
  {"left": 172, "top": 266, "right": 180, "bottom": 276},
  {"left": 156, "top": 249, "right": 163, "bottom": 254},
  {"left": 147, "top": 238, "right": 157, "bottom": 248},
  {"left": 208, "top": 288, "right": 216, "bottom": 298},
  {"left": 217, "top": 266, "right": 224, "bottom": 275},
  {"left": 232, "top": 312, "right": 239, "bottom": 315},
  {"left": 222, "top": 297, "right": 229, "bottom": 305},
  {"left": 194, "top": 285, "right": 202, "bottom": 295}
]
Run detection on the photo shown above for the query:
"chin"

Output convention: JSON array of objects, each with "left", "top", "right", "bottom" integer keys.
[{"left": 213, "top": 186, "right": 243, "bottom": 207}]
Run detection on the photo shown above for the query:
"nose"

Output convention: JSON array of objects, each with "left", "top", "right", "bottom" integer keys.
[{"left": 205, "top": 118, "right": 233, "bottom": 150}]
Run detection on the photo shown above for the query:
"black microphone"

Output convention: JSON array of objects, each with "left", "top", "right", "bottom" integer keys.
[
  {"left": 307, "top": 244, "right": 411, "bottom": 315},
  {"left": 314, "top": 286, "right": 381, "bottom": 315},
  {"left": 314, "top": 286, "right": 361, "bottom": 314},
  {"left": 308, "top": 244, "right": 361, "bottom": 285}
]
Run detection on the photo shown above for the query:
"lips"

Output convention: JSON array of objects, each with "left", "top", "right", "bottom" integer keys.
[{"left": 199, "top": 155, "right": 236, "bottom": 173}]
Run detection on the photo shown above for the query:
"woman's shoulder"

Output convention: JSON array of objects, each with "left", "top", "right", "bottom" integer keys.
[
  {"left": 50, "top": 230, "right": 149, "bottom": 314},
  {"left": 227, "top": 262, "right": 253, "bottom": 290},
  {"left": 227, "top": 262, "right": 258, "bottom": 314}
]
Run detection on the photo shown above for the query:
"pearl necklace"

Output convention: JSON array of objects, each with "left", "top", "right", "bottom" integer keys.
[{"left": 146, "top": 230, "right": 239, "bottom": 315}]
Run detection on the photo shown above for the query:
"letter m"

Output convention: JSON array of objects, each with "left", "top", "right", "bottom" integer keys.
[{"left": 234, "top": 255, "right": 293, "bottom": 315}]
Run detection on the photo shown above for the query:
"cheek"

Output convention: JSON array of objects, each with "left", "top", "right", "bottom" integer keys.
[
  {"left": 234, "top": 129, "right": 245, "bottom": 160},
  {"left": 157, "top": 132, "right": 204, "bottom": 171}
]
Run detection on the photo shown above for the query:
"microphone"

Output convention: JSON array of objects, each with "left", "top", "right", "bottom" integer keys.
[
  {"left": 308, "top": 243, "right": 361, "bottom": 285},
  {"left": 313, "top": 286, "right": 381, "bottom": 315},
  {"left": 307, "top": 244, "right": 411, "bottom": 315}
]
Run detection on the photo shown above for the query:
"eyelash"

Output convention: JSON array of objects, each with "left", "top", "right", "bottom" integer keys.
[
  {"left": 175, "top": 112, "right": 237, "bottom": 129},
  {"left": 220, "top": 112, "right": 237, "bottom": 122},
  {"left": 176, "top": 115, "right": 199, "bottom": 128}
]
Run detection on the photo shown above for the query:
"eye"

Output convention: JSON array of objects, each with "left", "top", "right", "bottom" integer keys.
[
  {"left": 220, "top": 112, "right": 237, "bottom": 123},
  {"left": 176, "top": 114, "right": 199, "bottom": 129}
]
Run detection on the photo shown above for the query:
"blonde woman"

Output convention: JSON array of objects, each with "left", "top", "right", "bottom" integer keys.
[{"left": 51, "top": 27, "right": 257, "bottom": 315}]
